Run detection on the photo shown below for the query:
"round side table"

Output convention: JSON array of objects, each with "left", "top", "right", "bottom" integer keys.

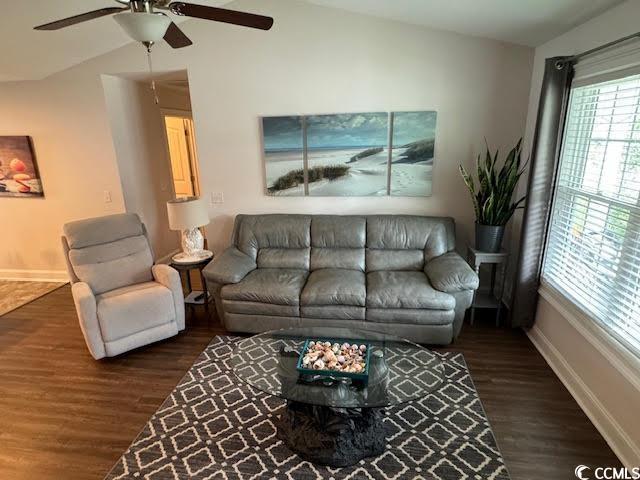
[{"left": 170, "top": 255, "right": 214, "bottom": 319}]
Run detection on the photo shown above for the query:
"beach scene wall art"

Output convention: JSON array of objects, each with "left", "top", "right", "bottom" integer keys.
[
  {"left": 391, "top": 111, "right": 437, "bottom": 196},
  {"left": 0, "top": 136, "right": 44, "bottom": 197},
  {"left": 263, "top": 116, "right": 305, "bottom": 196},
  {"left": 261, "top": 111, "right": 437, "bottom": 197}
]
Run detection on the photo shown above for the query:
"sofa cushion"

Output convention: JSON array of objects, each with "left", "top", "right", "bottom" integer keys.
[
  {"left": 311, "top": 215, "right": 366, "bottom": 248},
  {"left": 222, "top": 299, "right": 299, "bottom": 317},
  {"left": 366, "top": 249, "right": 424, "bottom": 272},
  {"left": 234, "top": 215, "right": 311, "bottom": 259},
  {"left": 301, "top": 269, "right": 366, "bottom": 307},
  {"left": 366, "top": 271, "right": 455, "bottom": 310},
  {"left": 97, "top": 282, "right": 175, "bottom": 342},
  {"left": 301, "top": 305, "right": 365, "bottom": 320},
  {"left": 365, "top": 216, "right": 449, "bottom": 271},
  {"left": 366, "top": 215, "right": 449, "bottom": 254},
  {"left": 310, "top": 248, "right": 365, "bottom": 271},
  {"left": 367, "top": 308, "right": 454, "bottom": 325},
  {"left": 310, "top": 216, "right": 366, "bottom": 271},
  {"left": 257, "top": 248, "right": 310, "bottom": 270},
  {"left": 221, "top": 269, "right": 308, "bottom": 305}
]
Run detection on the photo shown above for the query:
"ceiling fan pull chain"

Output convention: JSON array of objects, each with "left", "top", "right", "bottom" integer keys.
[{"left": 146, "top": 46, "right": 160, "bottom": 105}]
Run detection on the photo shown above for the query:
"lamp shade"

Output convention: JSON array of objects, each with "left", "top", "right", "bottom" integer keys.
[
  {"left": 114, "top": 12, "right": 171, "bottom": 43},
  {"left": 167, "top": 197, "right": 209, "bottom": 231}
]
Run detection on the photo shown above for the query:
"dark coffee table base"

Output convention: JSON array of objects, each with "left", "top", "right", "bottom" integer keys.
[{"left": 276, "top": 401, "right": 386, "bottom": 467}]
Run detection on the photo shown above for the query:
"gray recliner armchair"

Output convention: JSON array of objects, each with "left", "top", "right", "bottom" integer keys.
[{"left": 62, "top": 213, "right": 185, "bottom": 359}]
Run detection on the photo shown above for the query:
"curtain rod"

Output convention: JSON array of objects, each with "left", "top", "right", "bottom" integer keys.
[{"left": 572, "top": 31, "right": 640, "bottom": 62}]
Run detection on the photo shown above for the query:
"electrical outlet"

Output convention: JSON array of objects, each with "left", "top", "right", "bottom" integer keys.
[
  {"left": 210, "top": 192, "right": 224, "bottom": 204},
  {"left": 103, "top": 190, "right": 112, "bottom": 203}
]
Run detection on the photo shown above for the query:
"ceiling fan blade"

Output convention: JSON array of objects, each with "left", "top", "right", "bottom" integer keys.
[
  {"left": 168, "top": 3, "right": 273, "bottom": 31},
  {"left": 164, "top": 21, "right": 193, "bottom": 48},
  {"left": 34, "top": 7, "right": 126, "bottom": 31}
]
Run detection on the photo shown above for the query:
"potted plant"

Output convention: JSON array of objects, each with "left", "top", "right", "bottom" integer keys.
[{"left": 459, "top": 139, "right": 527, "bottom": 253}]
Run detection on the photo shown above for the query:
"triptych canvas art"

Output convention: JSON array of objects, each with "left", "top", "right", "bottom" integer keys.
[{"left": 262, "top": 111, "right": 437, "bottom": 197}]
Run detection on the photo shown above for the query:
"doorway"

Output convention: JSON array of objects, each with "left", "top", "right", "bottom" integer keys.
[{"left": 163, "top": 113, "right": 200, "bottom": 199}]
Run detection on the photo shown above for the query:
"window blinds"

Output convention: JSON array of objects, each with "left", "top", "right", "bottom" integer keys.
[{"left": 543, "top": 72, "right": 640, "bottom": 354}]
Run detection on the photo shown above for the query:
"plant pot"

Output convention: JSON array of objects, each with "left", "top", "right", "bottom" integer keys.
[{"left": 475, "top": 223, "right": 505, "bottom": 253}]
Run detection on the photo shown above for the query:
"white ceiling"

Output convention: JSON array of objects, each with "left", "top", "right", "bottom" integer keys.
[
  {"left": 0, "top": 0, "right": 227, "bottom": 82},
  {"left": 306, "top": 0, "right": 625, "bottom": 47},
  {"left": 1, "top": 0, "right": 625, "bottom": 81}
]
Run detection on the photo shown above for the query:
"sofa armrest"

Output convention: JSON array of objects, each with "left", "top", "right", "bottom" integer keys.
[
  {"left": 425, "top": 252, "right": 479, "bottom": 293},
  {"left": 152, "top": 264, "right": 185, "bottom": 331},
  {"left": 203, "top": 247, "right": 256, "bottom": 285},
  {"left": 71, "top": 282, "right": 106, "bottom": 360}
]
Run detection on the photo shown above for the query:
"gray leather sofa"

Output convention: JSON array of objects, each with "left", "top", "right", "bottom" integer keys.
[{"left": 203, "top": 214, "right": 479, "bottom": 344}]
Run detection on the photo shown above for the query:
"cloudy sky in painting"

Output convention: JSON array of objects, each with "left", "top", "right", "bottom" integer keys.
[
  {"left": 262, "top": 116, "right": 303, "bottom": 152},
  {"left": 307, "top": 113, "right": 388, "bottom": 149},
  {"left": 262, "top": 111, "right": 437, "bottom": 151},
  {"left": 393, "top": 111, "right": 437, "bottom": 146}
]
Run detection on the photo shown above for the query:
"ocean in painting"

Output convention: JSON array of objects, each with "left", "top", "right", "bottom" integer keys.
[{"left": 262, "top": 116, "right": 304, "bottom": 196}]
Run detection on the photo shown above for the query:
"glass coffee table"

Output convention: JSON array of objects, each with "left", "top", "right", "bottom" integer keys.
[{"left": 230, "top": 326, "right": 444, "bottom": 467}]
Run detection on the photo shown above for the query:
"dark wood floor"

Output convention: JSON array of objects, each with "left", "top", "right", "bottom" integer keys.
[{"left": 0, "top": 283, "right": 621, "bottom": 480}]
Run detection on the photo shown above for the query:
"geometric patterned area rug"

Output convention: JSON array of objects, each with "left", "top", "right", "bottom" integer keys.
[{"left": 106, "top": 336, "right": 510, "bottom": 480}]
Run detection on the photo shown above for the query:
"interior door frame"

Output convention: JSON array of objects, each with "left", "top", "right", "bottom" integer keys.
[{"left": 160, "top": 108, "right": 202, "bottom": 198}]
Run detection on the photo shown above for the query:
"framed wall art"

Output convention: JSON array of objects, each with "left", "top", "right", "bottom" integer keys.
[
  {"left": 261, "top": 111, "right": 436, "bottom": 197},
  {"left": 0, "top": 136, "right": 44, "bottom": 197}
]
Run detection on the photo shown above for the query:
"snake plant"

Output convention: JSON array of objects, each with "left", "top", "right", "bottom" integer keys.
[{"left": 459, "top": 139, "right": 527, "bottom": 226}]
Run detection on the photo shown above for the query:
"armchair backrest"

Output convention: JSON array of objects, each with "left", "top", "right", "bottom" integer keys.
[{"left": 62, "top": 213, "right": 154, "bottom": 294}]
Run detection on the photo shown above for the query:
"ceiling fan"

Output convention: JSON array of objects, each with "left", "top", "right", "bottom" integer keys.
[{"left": 34, "top": 0, "right": 274, "bottom": 49}]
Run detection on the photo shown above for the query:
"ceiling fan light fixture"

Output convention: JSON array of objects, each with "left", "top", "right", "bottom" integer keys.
[{"left": 114, "top": 12, "right": 171, "bottom": 43}]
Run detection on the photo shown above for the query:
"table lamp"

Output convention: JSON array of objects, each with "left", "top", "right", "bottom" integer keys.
[{"left": 166, "top": 197, "right": 212, "bottom": 263}]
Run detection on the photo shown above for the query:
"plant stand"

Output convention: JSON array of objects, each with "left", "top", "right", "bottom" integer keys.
[{"left": 467, "top": 247, "right": 509, "bottom": 326}]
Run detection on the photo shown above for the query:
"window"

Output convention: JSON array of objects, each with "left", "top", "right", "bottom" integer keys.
[{"left": 543, "top": 73, "right": 640, "bottom": 354}]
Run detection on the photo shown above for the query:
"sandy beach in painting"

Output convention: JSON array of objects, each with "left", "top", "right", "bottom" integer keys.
[{"left": 265, "top": 146, "right": 432, "bottom": 196}]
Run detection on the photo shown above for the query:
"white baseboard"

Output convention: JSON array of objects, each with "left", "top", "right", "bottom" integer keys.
[
  {"left": 527, "top": 324, "right": 640, "bottom": 468},
  {"left": 0, "top": 269, "right": 69, "bottom": 282}
]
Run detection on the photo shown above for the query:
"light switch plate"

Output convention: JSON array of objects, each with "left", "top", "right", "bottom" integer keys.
[
  {"left": 103, "top": 190, "right": 112, "bottom": 203},
  {"left": 210, "top": 192, "right": 224, "bottom": 204}
]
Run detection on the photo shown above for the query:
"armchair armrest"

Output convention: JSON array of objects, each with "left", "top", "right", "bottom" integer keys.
[
  {"left": 203, "top": 247, "right": 256, "bottom": 285},
  {"left": 425, "top": 252, "right": 479, "bottom": 293},
  {"left": 71, "top": 282, "right": 106, "bottom": 360},
  {"left": 152, "top": 264, "right": 185, "bottom": 331}
]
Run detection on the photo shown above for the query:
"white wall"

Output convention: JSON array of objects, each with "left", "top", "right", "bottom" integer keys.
[
  {"left": 521, "top": 0, "right": 640, "bottom": 467},
  {"left": 0, "top": 71, "right": 126, "bottom": 280},
  {"left": 0, "top": 0, "right": 533, "bottom": 277},
  {"left": 102, "top": 76, "right": 180, "bottom": 259}
]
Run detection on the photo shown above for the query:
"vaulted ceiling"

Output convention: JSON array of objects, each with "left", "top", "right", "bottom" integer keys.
[
  {"left": 306, "top": 0, "right": 625, "bottom": 47},
  {"left": 1, "top": 0, "right": 625, "bottom": 82}
]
